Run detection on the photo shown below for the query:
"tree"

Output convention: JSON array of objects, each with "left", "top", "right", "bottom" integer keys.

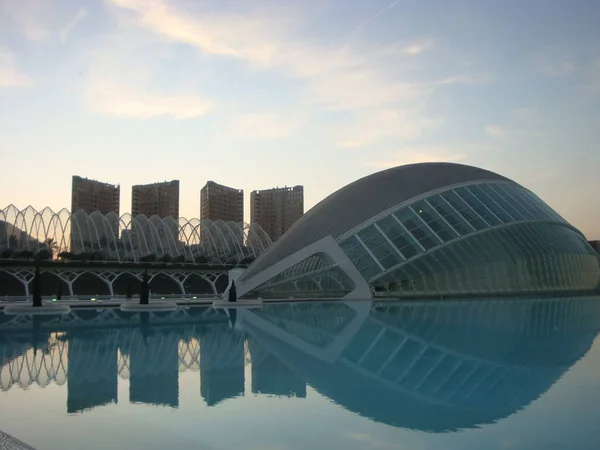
[
  {"left": 0, "top": 248, "right": 14, "bottom": 259},
  {"left": 140, "top": 253, "right": 157, "bottom": 263},
  {"left": 160, "top": 254, "right": 172, "bottom": 263},
  {"left": 57, "top": 251, "right": 72, "bottom": 261},
  {"left": 43, "top": 238, "right": 59, "bottom": 260},
  {"left": 34, "top": 249, "right": 52, "bottom": 261},
  {"left": 14, "top": 250, "right": 34, "bottom": 259}
]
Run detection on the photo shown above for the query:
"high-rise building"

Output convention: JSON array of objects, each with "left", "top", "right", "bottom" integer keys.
[
  {"left": 71, "top": 175, "right": 120, "bottom": 214},
  {"left": 250, "top": 185, "right": 304, "bottom": 242},
  {"left": 200, "top": 181, "right": 244, "bottom": 222},
  {"left": 131, "top": 180, "right": 180, "bottom": 218},
  {"left": 71, "top": 176, "right": 120, "bottom": 254}
]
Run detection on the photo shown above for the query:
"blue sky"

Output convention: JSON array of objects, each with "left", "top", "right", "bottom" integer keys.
[{"left": 1, "top": 0, "right": 599, "bottom": 238}]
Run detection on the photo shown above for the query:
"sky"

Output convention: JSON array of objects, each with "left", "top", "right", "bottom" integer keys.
[{"left": 0, "top": 0, "right": 599, "bottom": 238}]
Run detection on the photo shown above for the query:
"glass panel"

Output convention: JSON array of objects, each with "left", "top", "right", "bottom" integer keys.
[
  {"left": 357, "top": 225, "right": 404, "bottom": 269},
  {"left": 456, "top": 186, "right": 503, "bottom": 226},
  {"left": 493, "top": 184, "right": 536, "bottom": 220},
  {"left": 440, "top": 191, "right": 489, "bottom": 230},
  {"left": 411, "top": 200, "right": 459, "bottom": 242},
  {"left": 339, "top": 236, "right": 382, "bottom": 280},
  {"left": 376, "top": 215, "right": 422, "bottom": 259},
  {"left": 469, "top": 184, "right": 514, "bottom": 223},
  {"left": 478, "top": 184, "right": 525, "bottom": 220},
  {"left": 394, "top": 208, "right": 441, "bottom": 250},
  {"left": 427, "top": 195, "right": 473, "bottom": 235}
]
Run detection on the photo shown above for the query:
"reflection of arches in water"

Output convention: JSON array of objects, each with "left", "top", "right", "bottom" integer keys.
[
  {"left": 0, "top": 314, "right": 247, "bottom": 413},
  {"left": 239, "top": 296, "right": 600, "bottom": 433}
]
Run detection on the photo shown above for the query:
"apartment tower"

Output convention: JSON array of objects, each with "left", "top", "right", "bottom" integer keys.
[
  {"left": 131, "top": 180, "right": 180, "bottom": 219},
  {"left": 71, "top": 175, "right": 120, "bottom": 215},
  {"left": 200, "top": 181, "right": 244, "bottom": 222},
  {"left": 70, "top": 176, "right": 120, "bottom": 254},
  {"left": 250, "top": 186, "right": 304, "bottom": 242}
]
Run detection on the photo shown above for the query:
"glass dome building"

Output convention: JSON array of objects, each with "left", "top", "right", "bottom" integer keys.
[{"left": 236, "top": 163, "right": 600, "bottom": 299}]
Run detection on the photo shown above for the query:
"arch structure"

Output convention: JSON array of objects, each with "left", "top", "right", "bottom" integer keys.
[
  {"left": 0, "top": 266, "right": 229, "bottom": 297},
  {"left": 0, "top": 206, "right": 273, "bottom": 265},
  {"left": 236, "top": 162, "right": 600, "bottom": 299},
  {"left": 0, "top": 318, "right": 243, "bottom": 393}
]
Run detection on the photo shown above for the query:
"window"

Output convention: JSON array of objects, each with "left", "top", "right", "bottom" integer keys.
[{"left": 357, "top": 225, "right": 404, "bottom": 269}]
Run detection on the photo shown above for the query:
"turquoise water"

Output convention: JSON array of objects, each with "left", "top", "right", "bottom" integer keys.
[{"left": 1, "top": 296, "right": 600, "bottom": 449}]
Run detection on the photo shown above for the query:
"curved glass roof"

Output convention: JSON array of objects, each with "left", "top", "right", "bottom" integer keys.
[
  {"left": 242, "top": 163, "right": 512, "bottom": 280},
  {"left": 242, "top": 179, "right": 599, "bottom": 298},
  {"left": 0, "top": 205, "right": 273, "bottom": 264}
]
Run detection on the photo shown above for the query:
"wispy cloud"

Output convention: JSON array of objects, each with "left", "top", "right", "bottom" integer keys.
[
  {"left": 86, "top": 82, "right": 211, "bottom": 119},
  {"left": 587, "top": 57, "right": 600, "bottom": 93},
  {"left": 404, "top": 38, "right": 435, "bottom": 55},
  {"left": 434, "top": 73, "right": 492, "bottom": 85},
  {"left": 84, "top": 33, "right": 211, "bottom": 119},
  {"left": 365, "top": 145, "right": 467, "bottom": 169},
  {"left": 60, "top": 8, "right": 88, "bottom": 43},
  {"left": 107, "top": 0, "right": 444, "bottom": 144},
  {"left": 0, "top": 47, "right": 32, "bottom": 88},
  {"left": 235, "top": 112, "right": 305, "bottom": 139},
  {"left": 485, "top": 125, "right": 509, "bottom": 140},
  {"left": 338, "top": 109, "right": 440, "bottom": 148},
  {"left": 535, "top": 46, "right": 577, "bottom": 77},
  {"left": 330, "top": 0, "right": 403, "bottom": 46}
]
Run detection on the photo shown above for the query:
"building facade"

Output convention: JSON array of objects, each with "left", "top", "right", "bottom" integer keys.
[
  {"left": 71, "top": 176, "right": 120, "bottom": 214},
  {"left": 237, "top": 163, "right": 600, "bottom": 299},
  {"left": 71, "top": 176, "right": 120, "bottom": 254},
  {"left": 200, "top": 181, "right": 243, "bottom": 222},
  {"left": 131, "top": 180, "right": 180, "bottom": 219},
  {"left": 250, "top": 186, "right": 304, "bottom": 242}
]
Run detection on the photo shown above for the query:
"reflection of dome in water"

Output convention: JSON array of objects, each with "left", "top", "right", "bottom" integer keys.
[
  {"left": 237, "top": 162, "right": 600, "bottom": 299},
  {"left": 240, "top": 297, "right": 600, "bottom": 432}
]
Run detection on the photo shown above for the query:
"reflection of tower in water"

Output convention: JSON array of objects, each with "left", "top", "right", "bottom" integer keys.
[
  {"left": 67, "top": 330, "right": 119, "bottom": 413},
  {"left": 127, "top": 320, "right": 180, "bottom": 408},
  {"left": 248, "top": 338, "right": 306, "bottom": 398},
  {"left": 200, "top": 324, "right": 245, "bottom": 406}
]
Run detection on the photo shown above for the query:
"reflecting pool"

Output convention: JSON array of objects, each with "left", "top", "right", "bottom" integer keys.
[{"left": 2, "top": 296, "right": 600, "bottom": 449}]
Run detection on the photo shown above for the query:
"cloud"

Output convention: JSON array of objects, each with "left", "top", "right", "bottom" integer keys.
[
  {"left": 338, "top": 109, "right": 440, "bottom": 148},
  {"left": 404, "top": 39, "right": 435, "bottom": 55},
  {"left": 0, "top": 47, "right": 32, "bottom": 88},
  {"left": 86, "top": 82, "right": 211, "bottom": 119},
  {"left": 83, "top": 32, "right": 211, "bottom": 119},
  {"left": 329, "top": 0, "right": 404, "bottom": 46},
  {"left": 434, "top": 73, "right": 493, "bottom": 85},
  {"left": 365, "top": 145, "right": 467, "bottom": 169},
  {"left": 587, "top": 57, "right": 600, "bottom": 92},
  {"left": 535, "top": 46, "right": 577, "bottom": 77},
  {"left": 512, "top": 107, "right": 540, "bottom": 124},
  {"left": 235, "top": 113, "right": 304, "bottom": 139},
  {"left": 106, "top": 0, "right": 440, "bottom": 142},
  {"left": 60, "top": 8, "right": 88, "bottom": 43},
  {"left": 485, "top": 125, "right": 509, "bottom": 140},
  {"left": 0, "top": 0, "right": 54, "bottom": 40}
]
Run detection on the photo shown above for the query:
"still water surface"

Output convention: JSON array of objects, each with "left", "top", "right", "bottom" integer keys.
[{"left": 1, "top": 296, "right": 600, "bottom": 449}]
